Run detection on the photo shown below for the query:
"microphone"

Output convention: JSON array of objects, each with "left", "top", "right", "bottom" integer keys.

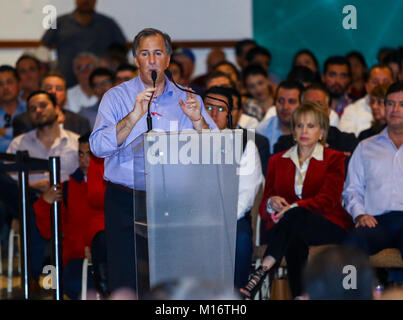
[
  {"left": 164, "top": 69, "right": 233, "bottom": 129},
  {"left": 146, "top": 71, "right": 158, "bottom": 132}
]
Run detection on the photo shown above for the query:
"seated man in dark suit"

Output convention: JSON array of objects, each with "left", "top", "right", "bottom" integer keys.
[
  {"left": 274, "top": 83, "right": 358, "bottom": 161},
  {"left": 13, "top": 71, "right": 90, "bottom": 137}
]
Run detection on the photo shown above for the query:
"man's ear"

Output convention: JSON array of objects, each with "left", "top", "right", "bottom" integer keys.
[{"left": 133, "top": 56, "right": 140, "bottom": 69}]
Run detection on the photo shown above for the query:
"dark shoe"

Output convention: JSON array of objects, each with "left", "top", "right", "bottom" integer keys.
[
  {"left": 240, "top": 266, "right": 269, "bottom": 299},
  {"left": 93, "top": 262, "right": 110, "bottom": 298}
]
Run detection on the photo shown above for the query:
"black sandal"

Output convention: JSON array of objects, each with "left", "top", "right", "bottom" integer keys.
[{"left": 240, "top": 266, "right": 269, "bottom": 299}]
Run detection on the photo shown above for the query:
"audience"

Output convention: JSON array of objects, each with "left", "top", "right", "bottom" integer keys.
[{"left": 2, "top": 12, "right": 403, "bottom": 300}]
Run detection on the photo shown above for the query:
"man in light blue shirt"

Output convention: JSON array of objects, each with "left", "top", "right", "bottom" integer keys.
[
  {"left": 0, "top": 65, "right": 26, "bottom": 152},
  {"left": 343, "top": 82, "right": 403, "bottom": 267},
  {"left": 256, "top": 81, "right": 303, "bottom": 153},
  {"left": 90, "top": 28, "right": 216, "bottom": 294}
]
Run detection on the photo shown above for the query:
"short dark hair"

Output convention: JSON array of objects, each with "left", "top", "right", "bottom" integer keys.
[
  {"left": 385, "top": 81, "right": 403, "bottom": 100},
  {"left": 41, "top": 70, "right": 67, "bottom": 88},
  {"left": 204, "top": 86, "right": 233, "bottom": 111},
  {"left": 367, "top": 64, "right": 393, "bottom": 82},
  {"left": 292, "top": 49, "right": 319, "bottom": 71},
  {"left": 206, "top": 71, "right": 235, "bottom": 88},
  {"left": 245, "top": 46, "right": 272, "bottom": 64},
  {"left": 235, "top": 39, "right": 256, "bottom": 57},
  {"left": 16, "top": 54, "right": 41, "bottom": 70},
  {"left": 89, "top": 68, "right": 115, "bottom": 87},
  {"left": 323, "top": 56, "right": 351, "bottom": 75},
  {"left": 78, "top": 131, "right": 91, "bottom": 144},
  {"left": 346, "top": 51, "right": 368, "bottom": 69},
  {"left": 242, "top": 64, "right": 268, "bottom": 84},
  {"left": 303, "top": 246, "right": 375, "bottom": 300},
  {"left": 213, "top": 61, "right": 240, "bottom": 82},
  {"left": 116, "top": 63, "right": 137, "bottom": 73},
  {"left": 0, "top": 65, "right": 19, "bottom": 81},
  {"left": 27, "top": 90, "right": 57, "bottom": 107},
  {"left": 275, "top": 80, "right": 304, "bottom": 102},
  {"left": 287, "top": 66, "right": 318, "bottom": 85},
  {"left": 132, "top": 28, "right": 172, "bottom": 57},
  {"left": 303, "top": 82, "right": 331, "bottom": 105}
]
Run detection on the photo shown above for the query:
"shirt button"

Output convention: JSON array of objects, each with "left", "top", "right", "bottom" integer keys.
[{"left": 155, "top": 103, "right": 159, "bottom": 107}]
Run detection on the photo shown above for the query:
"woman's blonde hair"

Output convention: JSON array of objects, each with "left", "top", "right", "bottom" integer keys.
[{"left": 290, "top": 101, "right": 329, "bottom": 145}]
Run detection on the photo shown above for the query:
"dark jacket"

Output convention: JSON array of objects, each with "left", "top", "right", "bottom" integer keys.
[
  {"left": 241, "top": 128, "right": 271, "bottom": 177},
  {"left": 13, "top": 110, "right": 91, "bottom": 137}
]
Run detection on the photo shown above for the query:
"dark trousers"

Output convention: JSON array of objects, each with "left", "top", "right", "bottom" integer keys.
[
  {"left": 344, "top": 211, "right": 403, "bottom": 257},
  {"left": 104, "top": 182, "right": 137, "bottom": 293},
  {"left": 234, "top": 214, "right": 253, "bottom": 289},
  {"left": 264, "top": 207, "right": 347, "bottom": 297}
]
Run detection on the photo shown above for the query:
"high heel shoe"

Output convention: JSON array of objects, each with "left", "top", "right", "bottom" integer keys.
[{"left": 240, "top": 266, "right": 269, "bottom": 299}]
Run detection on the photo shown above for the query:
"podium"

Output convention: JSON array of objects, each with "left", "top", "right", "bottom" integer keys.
[{"left": 133, "top": 130, "right": 243, "bottom": 298}]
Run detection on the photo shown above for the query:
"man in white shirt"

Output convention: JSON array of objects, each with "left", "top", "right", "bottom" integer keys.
[
  {"left": 339, "top": 65, "right": 393, "bottom": 137},
  {"left": 7, "top": 91, "right": 79, "bottom": 191},
  {"left": 204, "top": 86, "right": 264, "bottom": 288},
  {"left": 65, "top": 52, "right": 98, "bottom": 113}
]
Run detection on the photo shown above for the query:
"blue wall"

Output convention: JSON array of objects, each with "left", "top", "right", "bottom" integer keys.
[{"left": 253, "top": 0, "right": 403, "bottom": 79}]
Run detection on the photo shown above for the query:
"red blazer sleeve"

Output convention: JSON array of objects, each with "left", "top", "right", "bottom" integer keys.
[
  {"left": 87, "top": 156, "right": 106, "bottom": 211},
  {"left": 33, "top": 183, "right": 68, "bottom": 240},
  {"left": 296, "top": 150, "right": 345, "bottom": 213}
]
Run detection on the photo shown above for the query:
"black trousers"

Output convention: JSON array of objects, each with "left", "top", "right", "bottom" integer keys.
[
  {"left": 104, "top": 182, "right": 137, "bottom": 292},
  {"left": 264, "top": 206, "right": 347, "bottom": 297}
]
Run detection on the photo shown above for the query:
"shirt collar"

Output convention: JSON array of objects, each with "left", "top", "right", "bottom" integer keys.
[{"left": 282, "top": 142, "right": 324, "bottom": 162}]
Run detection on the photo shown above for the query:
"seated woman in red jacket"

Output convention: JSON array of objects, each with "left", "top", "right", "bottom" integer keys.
[{"left": 240, "top": 102, "right": 352, "bottom": 299}]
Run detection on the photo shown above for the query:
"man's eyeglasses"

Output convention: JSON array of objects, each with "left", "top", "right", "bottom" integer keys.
[
  {"left": 93, "top": 79, "right": 112, "bottom": 88},
  {"left": 385, "top": 100, "right": 403, "bottom": 108},
  {"left": 206, "top": 105, "right": 228, "bottom": 113},
  {"left": 75, "top": 64, "right": 95, "bottom": 72}
]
